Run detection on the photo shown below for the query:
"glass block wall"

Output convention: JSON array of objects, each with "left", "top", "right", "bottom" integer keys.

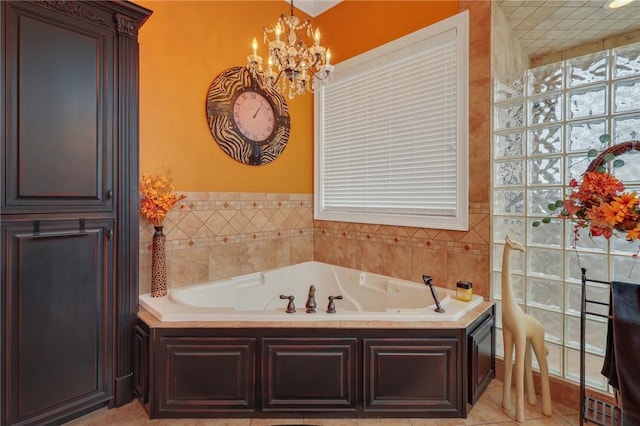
[{"left": 492, "top": 42, "right": 640, "bottom": 392}]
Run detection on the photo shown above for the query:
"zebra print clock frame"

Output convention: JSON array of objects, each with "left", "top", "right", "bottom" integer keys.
[{"left": 206, "top": 66, "right": 290, "bottom": 165}]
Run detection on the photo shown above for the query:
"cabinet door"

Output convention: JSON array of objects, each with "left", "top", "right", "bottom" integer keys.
[
  {"left": 363, "top": 337, "right": 461, "bottom": 416},
  {"left": 2, "top": 1, "right": 114, "bottom": 213},
  {"left": 468, "top": 313, "right": 495, "bottom": 404},
  {"left": 2, "top": 219, "right": 114, "bottom": 425},
  {"left": 261, "top": 338, "right": 358, "bottom": 412},
  {"left": 156, "top": 337, "right": 256, "bottom": 416},
  {"left": 133, "top": 325, "right": 150, "bottom": 405}
]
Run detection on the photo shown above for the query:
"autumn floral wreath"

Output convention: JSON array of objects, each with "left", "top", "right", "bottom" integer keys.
[{"left": 533, "top": 135, "right": 639, "bottom": 259}]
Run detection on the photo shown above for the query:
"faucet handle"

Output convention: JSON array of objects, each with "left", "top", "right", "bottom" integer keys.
[
  {"left": 279, "top": 294, "right": 296, "bottom": 313},
  {"left": 305, "top": 285, "right": 317, "bottom": 313},
  {"left": 326, "top": 295, "right": 343, "bottom": 314}
]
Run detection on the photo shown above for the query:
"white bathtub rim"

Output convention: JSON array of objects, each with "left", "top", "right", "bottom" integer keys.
[
  {"left": 140, "top": 289, "right": 483, "bottom": 322},
  {"left": 139, "top": 296, "right": 483, "bottom": 322},
  {"left": 139, "top": 261, "right": 484, "bottom": 322}
]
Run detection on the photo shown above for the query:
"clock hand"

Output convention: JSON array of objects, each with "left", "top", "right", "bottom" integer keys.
[{"left": 253, "top": 106, "right": 262, "bottom": 119}]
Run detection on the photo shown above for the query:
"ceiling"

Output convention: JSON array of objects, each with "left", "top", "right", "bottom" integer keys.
[
  {"left": 291, "top": 0, "right": 640, "bottom": 58},
  {"left": 288, "top": 0, "right": 342, "bottom": 17},
  {"left": 496, "top": 0, "right": 640, "bottom": 58}
]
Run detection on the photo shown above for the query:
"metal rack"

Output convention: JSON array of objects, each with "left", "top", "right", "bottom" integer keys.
[{"left": 580, "top": 268, "right": 622, "bottom": 426}]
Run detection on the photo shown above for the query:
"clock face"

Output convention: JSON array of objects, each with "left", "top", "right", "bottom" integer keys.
[
  {"left": 205, "top": 67, "right": 290, "bottom": 166},
  {"left": 231, "top": 89, "right": 275, "bottom": 144}
]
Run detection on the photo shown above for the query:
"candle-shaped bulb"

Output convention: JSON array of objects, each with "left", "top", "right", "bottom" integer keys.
[
  {"left": 252, "top": 38, "right": 258, "bottom": 55},
  {"left": 275, "top": 23, "right": 282, "bottom": 40},
  {"left": 314, "top": 28, "right": 321, "bottom": 44},
  {"left": 325, "top": 49, "right": 331, "bottom": 65}
]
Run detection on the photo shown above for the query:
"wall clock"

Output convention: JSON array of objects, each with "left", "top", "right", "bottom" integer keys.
[{"left": 205, "top": 66, "right": 290, "bottom": 165}]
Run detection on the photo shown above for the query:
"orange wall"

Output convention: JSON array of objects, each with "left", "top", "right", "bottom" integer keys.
[
  {"left": 137, "top": 1, "right": 314, "bottom": 193},
  {"left": 317, "top": 1, "right": 460, "bottom": 63},
  {"left": 137, "top": 1, "right": 459, "bottom": 193}
]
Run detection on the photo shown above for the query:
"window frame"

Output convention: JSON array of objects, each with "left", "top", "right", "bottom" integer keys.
[{"left": 313, "top": 11, "right": 469, "bottom": 230}]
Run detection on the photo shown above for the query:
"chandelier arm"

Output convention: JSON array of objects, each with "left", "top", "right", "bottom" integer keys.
[
  {"left": 273, "top": 68, "right": 286, "bottom": 85},
  {"left": 293, "top": 55, "right": 320, "bottom": 73},
  {"left": 307, "top": 67, "right": 331, "bottom": 81},
  {"left": 270, "top": 51, "right": 288, "bottom": 69},
  {"left": 308, "top": 54, "right": 322, "bottom": 69}
]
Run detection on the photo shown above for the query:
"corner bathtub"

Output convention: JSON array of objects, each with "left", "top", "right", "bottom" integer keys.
[
  {"left": 135, "top": 262, "right": 495, "bottom": 419},
  {"left": 139, "top": 261, "right": 483, "bottom": 322}
]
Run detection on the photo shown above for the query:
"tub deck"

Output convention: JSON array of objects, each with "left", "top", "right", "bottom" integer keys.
[{"left": 137, "top": 300, "right": 494, "bottom": 329}]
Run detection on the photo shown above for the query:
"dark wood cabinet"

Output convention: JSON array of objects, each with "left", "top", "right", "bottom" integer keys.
[
  {"left": 468, "top": 310, "right": 495, "bottom": 405},
  {"left": 262, "top": 338, "right": 357, "bottom": 412},
  {"left": 1, "top": 1, "right": 151, "bottom": 424},
  {"left": 156, "top": 337, "right": 256, "bottom": 416},
  {"left": 136, "top": 307, "right": 495, "bottom": 420},
  {"left": 363, "top": 337, "right": 460, "bottom": 415},
  {"left": 2, "top": 1, "right": 115, "bottom": 213},
  {"left": 133, "top": 325, "right": 150, "bottom": 406},
  {"left": 3, "top": 219, "right": 114, "bottom": 423}
]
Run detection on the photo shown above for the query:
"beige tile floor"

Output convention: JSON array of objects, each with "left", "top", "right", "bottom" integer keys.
[{"left": 65, "top": 379, "right": 581, "bottom": 426}]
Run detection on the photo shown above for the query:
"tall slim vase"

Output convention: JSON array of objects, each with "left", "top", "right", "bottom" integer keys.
[{"left": 151, "top": 226, "right": 168, "bottom": 297}]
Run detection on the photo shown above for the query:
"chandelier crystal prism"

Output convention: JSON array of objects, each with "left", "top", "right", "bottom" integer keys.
[{"left": 247, "top": 0, "right": 334, "bottom": 99}]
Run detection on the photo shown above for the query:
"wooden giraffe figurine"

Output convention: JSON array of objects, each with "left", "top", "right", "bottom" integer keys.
[{"left": 501, "top": 235, "right": 552, "bottom": 422}]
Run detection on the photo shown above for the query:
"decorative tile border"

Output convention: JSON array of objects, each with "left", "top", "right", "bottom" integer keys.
[
  {"left": 314, "top": 211, "right": 490, "bottom": 257},
  {"left": 138, "top": 194, "right": 489, "bottom": 268},
  {"left": 139, "top": 192, "right": 314, "bottom": 251}
]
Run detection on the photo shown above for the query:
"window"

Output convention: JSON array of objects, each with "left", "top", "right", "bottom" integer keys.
[
  {"left": 314, "top": 12, "right": 469, "bottom": 230},
  {"left": 492, "top": 42, "right": 640, "bottom": 392}
]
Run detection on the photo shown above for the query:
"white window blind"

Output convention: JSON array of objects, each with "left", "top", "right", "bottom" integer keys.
[{"left": 314, "top": 12, "right": 469, "bottom": 230}]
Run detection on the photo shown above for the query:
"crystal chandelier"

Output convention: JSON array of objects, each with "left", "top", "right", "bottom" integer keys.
[{"left": 246, "top": 0, "right": 334, "bottom": 99}]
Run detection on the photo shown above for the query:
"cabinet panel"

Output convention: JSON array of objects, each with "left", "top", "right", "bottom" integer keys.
[
  {"left": 364, "top": 338, "right": 460, "bottom": 414},
  {"left": 2, "top": 219, "right": 114, "bottom": 424},
  {"left": 1, "top": 0, "right": 151, "bottom": 424},
  {"left": 134, "top": 325, "right": 149, "bottom": 405},
  {"left": 138, "top": 313, "right": 496, "bottom": 419},
  {"left": 468, "top": 314, "right": 495, "bottom": 404},
  {"left": 157, "top": 337, "right": 256, "bottom": 414},
  {"left": 262, "top": 338, "right": 357, "bottom": 412},
  {"left": 3, "top": 1, "right": 114, "bottom": 212}
]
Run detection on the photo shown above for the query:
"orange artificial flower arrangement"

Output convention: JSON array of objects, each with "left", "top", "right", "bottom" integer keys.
[
  {"left": 554, "top": 171, "right": 640, "bottom": 241},
  {"left": 139, "top": 173, "right": 186, "bottom": 226},
  {"left": 533, "top": 136, "right": 640, "bottom": 248}
]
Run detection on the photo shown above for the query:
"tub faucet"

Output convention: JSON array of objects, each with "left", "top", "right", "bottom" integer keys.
[
  {"left": 326, "top": 295, "right": 343, "bottom": 314},
  {"left": 305, "top": 285, "right": 316, "bottom": 313},
  {"left": 422, "top": 275, "right": 445, "bottom": 313},
  {"left": 279, "top": 295, "right": 296, "bottom": 313}
]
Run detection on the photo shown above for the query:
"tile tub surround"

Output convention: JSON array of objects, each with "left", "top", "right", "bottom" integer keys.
[
  {"left": 313, "top": 202, "right": 490, "bottom": 298},
  {"left": 139, "top": 192, "right": 314, "bottom": 294},
  {"left": 139, "top": 193, "right": 490, "bottom": 298}
]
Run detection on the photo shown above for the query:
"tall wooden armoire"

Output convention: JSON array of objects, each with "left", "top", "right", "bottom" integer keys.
[{"left": 1, "top": 1, "right": 151, "bottom": 424}]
